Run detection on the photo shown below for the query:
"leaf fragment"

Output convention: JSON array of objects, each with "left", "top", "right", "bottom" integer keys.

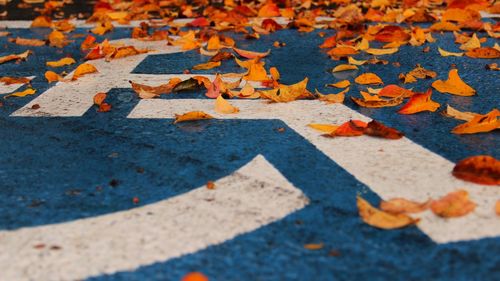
[
  {"left": 357, "top": 196, "right": 418, "bottom": 230},
  {"left": 452, "top": 155, "right": 500, "bottom": 185},
  {"left": 430, "top": 190, "right": 476, "bottom": 218}
]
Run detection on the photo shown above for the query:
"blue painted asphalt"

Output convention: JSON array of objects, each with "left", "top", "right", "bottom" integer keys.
[{"left": 0, "top": 26, "right": 499, "bottom": 280}]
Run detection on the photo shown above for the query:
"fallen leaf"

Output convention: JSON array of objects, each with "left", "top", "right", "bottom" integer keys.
[
  {"left": 48, "top": 30, "right": 71, "bottom": 48},
  {"left": 0, "top": 76, "right": 31, "bottom": 85},
  {"left": 324, "top": 120, "right": 367, "bottom": 137},
  {"left": 348, "top": 57, "right": 367, "bottom": 65},
  {"left": 452, "top": 155, "right": 500, "bottom": 185},
  {"left": 209, "top": 51, "right": 233, "bottom": 62},
  {"left": 430, "top": 190, "right": 476, "bottom": 218},
  {"left": 355, "top": 73, "right": 383, "bottom": 85},
  {"left": 92, "top": 21, "right": 114, "bottom": 35},
  {"left": 332, "top": 64, "right": 358, "bottom": 72},
  {"left": 0, "top": 50, "right": 31, "bottom": 64},
  {"left": 351, "top": 96, "right": 404, "bottom": 108},
  {"left": 93, "top": 92, "right": 107, "bottom": 105},
  {"left": 378, "top": 85, "right": 414, "bottom": 98},
  {"left": 30, "top": 15, "right": 52, "bottom": 28},
  {"left": 45, "top": 71, "right": 63, "bottom": 83},
  {"left": 4, "top": 88, "right": 36, "bottom": 98},
  {"left": 327, "top": 80, "right": 350, "bottom": 88},
  {"left": 465, "top": 47, "right": 500, "bottom": 59},
  {"left": 215, "top": 95, "right": 239, "bottom": 114},
  {"left": 193, "top": 61, "right": 221, "bottom": 70},
  {"left": 438, "top": 47, "right": 463, "bottom": 57},
  {"left": 442, "top": 105, "right": 478, "bottom": 121},
  {"left": 380, "top": 198, "right": 430, "bottom": 214},
  {"left": 130, "top": 79, "right": 180, "bottom": 99},
  {"left": 308, "top": 123, "right": 339, "bottom": 134},
  {"left": 364, "top": 48, "right": 399, "bottom": 55},
  {"left": 107, "top": 46, "right": 147, "bottom": 60},
  {"left": 459, "top": 33, "right": 481, "bottom": 51},
  {"left": 259, "top": 78, "right": 313, "bottom": 103},
  {"left": 452, "top": 109, "right": 500, "bottom": 134},
  {"left": 357, "top": 196, "right": 418, "bottom": 229},
  {"left": 8, "top": 37, "right": 46, "bottom": 46},
  {"left": 46, "top": 57, "right": 76, "bottom": 67},
  {"left": 233, "top": 47, "right": 271, "bottom": 59},
  {"left": 72, "top": 63, "right": 98, "bottom": 80},
  {"left": 363, "top": 120, "right": 404, "bottom": 139},
  {"left": 174, "top": 111, "right": 214, "bottom": 124},
  {"left": 181, "top": 272, "right": 209, "bottom": 281},
  {"left": 98, "top": 103, "right": 112, "bottom": 112},
  {"left": 496, "top": 200, "right": 500, "bottom": 216},
  {"left": 316, "top": 88, "right": 348, "bottom": 104},
  {"left": 431, "top": 69, "right": 475, "bottom": 96},
  {"left": 304, "top": 243, "right": 324, "bottom": 250},
  {"left": 398, "top": 89, "right": 440, "bottom": 114}
]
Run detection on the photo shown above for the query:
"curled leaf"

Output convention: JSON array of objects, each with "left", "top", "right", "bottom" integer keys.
[
  {"left": 0, "top": 50, "right": 31, "bottom": 65},
  {"left": 93, "top": 92, "right": 107, "bottom": 106},
  {"left": 430, "top": 190, "right": 476, "bottom": 218},
  {"left": 72, "top": 63, "right": 98, "bottom": 80},
  {"left": 327, "top": 80, "right": 350, "bottom": 88},
  {"left": 130, "top": 79, "right": 180, "bottom": 99},
  {"left": 452, "top": 109, "right": 500, "bottom": 134},
  {"left": 332, "top": 64, "right": 358, "bottom": 72},
  {"left": 380, "top": 198, "right": 430, "bottom": 214},
  {"left": 174, "top": 111, "right": 214, "bottom": 124},
  {"left": 438, "top": 47, "right": 463, "bottom": 57},
  {"left": 9, "top": 37, "right": 46, "bottom": 46},
  {"left": 4, "top": 88, "right": 36, "bottom": 98},
  {"left": 354, "top": 73, "right": 383, "bottom": 85},
  {"left": 398, "top": 89, "right": 440, "bottom": 114},
  {"left": 46, "top": 57, "right": 76, "bottom": 67},
  {"left": 363, "top": 120, "right": 404, "bottom": 139},
  {"left": 431, "top": 69, "right": 475, "bottom": 96},
  {"left": 442, "top": 105, "right": 478, "bottom": 121},
  {"left": 0, "top": 76, "right": 31, "bottom": 85},
  {"left": 324, "top": 120, "right": 367, "bottom": 137},
  {"left": 452, "top": 155, "right": 500, "bottom": 185},
  {"left": 45, "top": 71, "right": 63, "bottom": 83},
  {"left": 378, "top": 85, "right": 414, "bottom": 98},
  {"left": 259, "top": 78, "right": 313, "bottom": 103},
  {"left": 233, "top": 47, "right": 271, "bottom": 59},
  {"left": 357, "top": 196, "right": 418, "bottom": 230},
  {"left": 308, "top": 124, "right": 339, "bottom": 134},
  {"left": 316, "top": 88, "right": 348, "bottom": 104}
]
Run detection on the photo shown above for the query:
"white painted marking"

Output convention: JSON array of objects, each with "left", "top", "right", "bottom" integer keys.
[
  {"left": 0, "top": 76, "right": 34, "bottom": 95},
  {"left": 129, "top": 99, "right": 500, "bottom": 244},
  {"left": 0, "top": 155, "right": 308, "bottom": 281}
]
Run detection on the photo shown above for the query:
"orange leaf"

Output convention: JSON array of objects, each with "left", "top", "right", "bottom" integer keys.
[
  {"left": 451, "top": 109, "right": 500, "bottom": 134},
  {"left": 431, "top": 69, "right": 476, "bottom": 96},
  {"left": 233, "top": 47, "right": 271, "bottom": 59},
  {"left": 108, "top": 46, "right": 148, "bottom": 60},
  {"left": 174, "top": 111, "right": 214, "bottom": 124},
  {"left": 308, "top": 123, "right": 339, "bottom": 134},
  {"left": 45, "top": 71, "right": 62, "bottom": 83},
  {"left": 92, "top": 21, "right": 114, "bottom": 35},
  {"left": 363, "top": 120, "right": 404, "bottom": 139},
  {"left": 72, "top": 63, "right": 98, "bottom": 80},
  {"left": 215, "top": 95, "right": 239, "bottom": 114},
  {"left": 4, "top": 88, "right": 36, "bottom": 98},
  {"left": 430, "top": 190, "right": 476, "bottom": 218},
  {"left": 496, "top": 200, "right": 500, "bottom": 216},
  {"left": 257, "top": 2, "right": 281, "bottom": 17},
  {"left": 129, "top": 79, "right": 179, "bottom": 99},
  {"left": 98, "top": 103, "right": 112, "bottom": 112},
  {"left": 8, "top": 37, "right": 46, "bottom": 46},
  {"left": 259, "top": 78, "right": 312, "bottom": 103},
  {"left": 181, "top": 272, "right": 209, "bottom": 281},
  {"left": 374, "top": 25, "right": 410, "bottom": 43},
  {"left": 30, "top": 16, "right": 52, "bottom": 28},
  {"left": 93, "top": 92, "right": 107, "bottom": 105},
  {"left": 304, "top": 243, "right": 324, "bottom": 250},
  {"left": 357, "top": 196, "right": 419, "bottom": 229},
  {"left": 452, "top": 155, "right": 500, "bottom": 185},
  {"left": 380, "top": 198, "right": 430, "bottom": 214},
  {"left": 354, "top": 73, "right": 383, "bottom": 85},
  {"left": 316, "top": 88, "right": 348, "bottom": 104},
  {"left": 442, "top": 105, "right": 478, "bottom": 121},
  {"left": 398, "top": 89, "right": 440, "bottom": 114},
  {"left": 326, "top": 80, "right": 350, "bottom": 88},
  {"left": 46, "top": 57, "right": 76, "bottom": 67},
  {"left": 0, "top": 76, "right": 31, "bottom": 85},
  {"left": 378, "top": 85, "right": 414, "bottom": 98},
  {"left": 327, "top": 46, "right": 358, "bottom": 58},
  {"left": 324, "top": 120, "right": 367, "bottom": 137},
  {"left": 465, "top": 47, "right": 500, "bottom": 59},
  {"left": 351, "top": 96, "right": 404, "bottom": 108},
  {"left": 48, "top": 30, "right": 71, "bottom": 48}
]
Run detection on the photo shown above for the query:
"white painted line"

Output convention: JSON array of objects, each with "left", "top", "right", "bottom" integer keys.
[
  {"left": 0, "top": 76, "right": 34, "bottom": 95},
  {"left": 129, "top": 99, "right": 500, "bottom": 244},
  {"left": 0, "top": 155, "right": 309, "bottom": 281}
]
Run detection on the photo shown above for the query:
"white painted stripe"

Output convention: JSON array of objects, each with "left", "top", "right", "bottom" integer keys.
[
  {"left": 0, "top": 155, "right": 308, "bottom": 281},
  {"left": 0, "top": 76, "right": 34, "bottom": 95},
  {"left": 129, "top": 99, "right": 500, "bottom": 244}
]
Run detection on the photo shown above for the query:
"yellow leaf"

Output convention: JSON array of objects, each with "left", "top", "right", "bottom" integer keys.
[
  {"left": 308, "top": 123, "right": 339, "bottom": 134},
  {"left": 438, "top": 47, "right": 463, "bottom": 57},
  {"left": 215, "top": 95, "right": 240, "bottom": 114},
  {"left": 259, "top": 78, "right": 312, "bottom": 103},
  {"left": 354, "top": 73, "right": 383, "bottom": 85},
  {"left": 326, "top": 80, "right": 350, "bottom": 88},
  {"left": 45, "top": 71, "right": 62, "bottom": 83},
  {"left": 431, "top": 69, "right": 476, "bottom": 96},
  {"left": 452, "top": 109, "right": 500, "bottom": 134},
  {"left": 364, "top": 48, "right": 399, "bottom": 55},
  {"left": 360, "top": 91, "right": 383, "bottom": 101},
  {"left": 48, "top": 30, "right": 70, "bottom": 48},
  {"left": 5, "top": 88, "right": 36, "bottom": 98},
  {"left": 459, "top": 33, "right": 481, "bottom": 51},
  {"left": 72, "top": 63, "right": 98, "bottom": 80},
  {"left": 92, "top": 21, "right": 114, "bottom": 35},
  {"left": 192, "top": 61, "right": 221, "bottom": 70},
  {"left": 207, "top": 35, "right": 221, "bottom": 50},
  {"left": 347, "top": 57, "right": 366, "bottom": 65},
  {"left": 332, "top": 64, "right": 358, "bottom": 72},
  {"left": 380, "top": 198, "right": 430, "bottom": 214},
  {"left": 174, "top": 111, "right": 214, "bottom": 124},
  {"left": 430, "top": 190, "right": 476, "bottom": 218},
  {"left": 46, "top": 57, "right": 76, "bottom": 67},
  {"left": 357, "top": 196, "right": 418, "bottom": 230},
  {"left": 316, "top": 87, "right": 348, "bottom": 104}
]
